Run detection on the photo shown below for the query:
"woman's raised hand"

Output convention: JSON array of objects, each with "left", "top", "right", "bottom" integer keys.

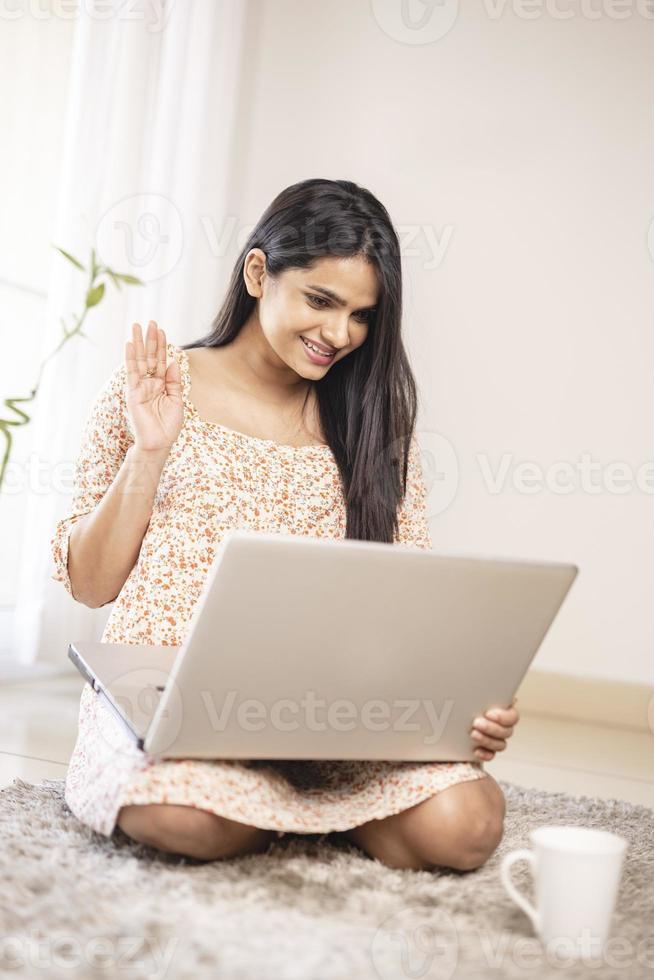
[{"left": 125, "top": 321, "right": 184, "bottom": 453}]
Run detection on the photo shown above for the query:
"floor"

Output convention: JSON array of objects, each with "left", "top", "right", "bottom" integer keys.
[{"left": 1, "top": 673, "right": 653, "bottom": 809}]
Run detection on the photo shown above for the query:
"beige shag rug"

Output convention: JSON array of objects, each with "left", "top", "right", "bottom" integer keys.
[{"left": 0, "top": 777, "right": 652, "bottom": 979}]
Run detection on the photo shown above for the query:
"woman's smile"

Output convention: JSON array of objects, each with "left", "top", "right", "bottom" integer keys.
[{"left": 299, "top": 335, "right": 336, "bottom": 364}]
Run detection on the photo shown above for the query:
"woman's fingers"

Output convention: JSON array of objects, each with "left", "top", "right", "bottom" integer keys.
[
  {"left": 470, "top": 696, "right": 520, "bottom": 756},
  {"left": 472, "top": 717, "right": 514, "bottom": 739},
  {"left": 486, "top": 704, "right": 520, "bottom": 727},
  {"left": 125, "top": 340, "right": 141, "bottom": 390},
  {"left": 157, "top": 327, "right": 167, "bottom": 377},
  {"left": 130, "top": 321, "right": 163, "bottom": 378},
  {"left": 132, "top": 322, "right": 147, "bottom": 377},
  {"left": 471, "top": 730, "right": 507, "bottom": 752},
  {"left": 144, "top": 320, "right": 158, "bottom": 374},
  {"left": 165, "top": 355, "right": 182, "bottom": 396}
]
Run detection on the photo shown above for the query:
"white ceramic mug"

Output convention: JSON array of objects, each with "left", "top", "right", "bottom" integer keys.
[{"left": 501, "top": 825, "right": 628, "bottom": 958}]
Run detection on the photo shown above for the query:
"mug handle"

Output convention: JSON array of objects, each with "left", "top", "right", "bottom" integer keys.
[{"left": 500, "top": 849, "right": 540, "bottom": 932}]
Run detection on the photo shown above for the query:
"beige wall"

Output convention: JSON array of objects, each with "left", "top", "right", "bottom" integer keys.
[{"left": 228, "top": 0, "right": 654, "bottom": 684}]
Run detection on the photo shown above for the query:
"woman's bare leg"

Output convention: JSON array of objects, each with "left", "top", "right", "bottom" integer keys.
[
  {"left": 117, "top": 802, "right": 275, "bottom": 861},
  {"left": 336, "top": 773, "right": 505, "bottom": 871}
]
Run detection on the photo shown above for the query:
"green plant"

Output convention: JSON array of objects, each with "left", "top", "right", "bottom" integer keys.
[{"left": 0, "top": 246, "right": 142, "bottom": 492}]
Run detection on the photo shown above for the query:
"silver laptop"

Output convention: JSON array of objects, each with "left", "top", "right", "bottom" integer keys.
[{"left": 68, "top": 529, "right": 578, "bottom": 762}]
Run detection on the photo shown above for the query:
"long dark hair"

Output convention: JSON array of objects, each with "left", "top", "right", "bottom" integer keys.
[{"left": 181, "top": 178, "right": 419, "bottom": 543}]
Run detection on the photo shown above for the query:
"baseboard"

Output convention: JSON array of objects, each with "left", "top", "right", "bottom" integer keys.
[
  {"left": 0, "top": 661, "right": 78, "bottom": 684},
  {"left": 516, "top": 670, "right": 653, "bottom": 734}
]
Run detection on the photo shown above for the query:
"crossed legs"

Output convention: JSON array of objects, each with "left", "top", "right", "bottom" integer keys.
[
  {"left": 116, "top": 772, "right": 505, "bottom": 871},
  {"left": 335, "top": 772, "right": 506, "bottom": 871},
  {"left": 116, "top": 802, "right": 276, "bottom": 861}
]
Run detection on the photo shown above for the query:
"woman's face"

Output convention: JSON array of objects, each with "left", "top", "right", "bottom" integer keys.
[{"left": 244, "top": 251, "right": 379, "bottom": 377}]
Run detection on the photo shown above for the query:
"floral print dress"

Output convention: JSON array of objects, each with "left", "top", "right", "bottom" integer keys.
[{"left": 50, "top": 343, "right": 487, "bottom": 838}]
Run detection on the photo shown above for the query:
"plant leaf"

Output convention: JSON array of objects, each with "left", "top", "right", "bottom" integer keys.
[
  {"left": 106, "top": 270, "right": 122, "bottom": 290},
  {"left": 53, "top": 246, "right": 85, "bottom": 271},
  {"left": 114, "top": 272, "right": 143, "bottom": 286},
  {"left": 85, "top": 283, "right": 105, "bottom": 308}
]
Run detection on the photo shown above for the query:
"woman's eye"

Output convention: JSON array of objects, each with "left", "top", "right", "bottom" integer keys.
[{"left": 307, "top": 295, "right": 373, "bottom": 324}]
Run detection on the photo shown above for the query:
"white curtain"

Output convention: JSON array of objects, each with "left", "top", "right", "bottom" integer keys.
[{"left": 12, "top": 0, "right": 249, "bottom": 667}]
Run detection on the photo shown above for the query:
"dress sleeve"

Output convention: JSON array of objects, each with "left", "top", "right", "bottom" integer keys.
[
  {"left": 50, "top": 361, "right": 134, "bottom": 599},
  {"left": 393, "top": 432, "right": 433, "bottom": 551}
]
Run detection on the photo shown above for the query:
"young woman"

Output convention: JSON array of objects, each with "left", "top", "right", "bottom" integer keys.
[{"left": 52, "top": 178, "right": 519, "bottom": 871}]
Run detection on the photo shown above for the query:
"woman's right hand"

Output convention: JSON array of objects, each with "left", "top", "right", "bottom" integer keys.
[{"left": 125, "top": 321, "right": 184, "bottom": 453}]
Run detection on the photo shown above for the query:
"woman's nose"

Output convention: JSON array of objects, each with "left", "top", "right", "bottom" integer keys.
[{"left": 323, "top": 316, "right": 351, "bottom": 349}]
